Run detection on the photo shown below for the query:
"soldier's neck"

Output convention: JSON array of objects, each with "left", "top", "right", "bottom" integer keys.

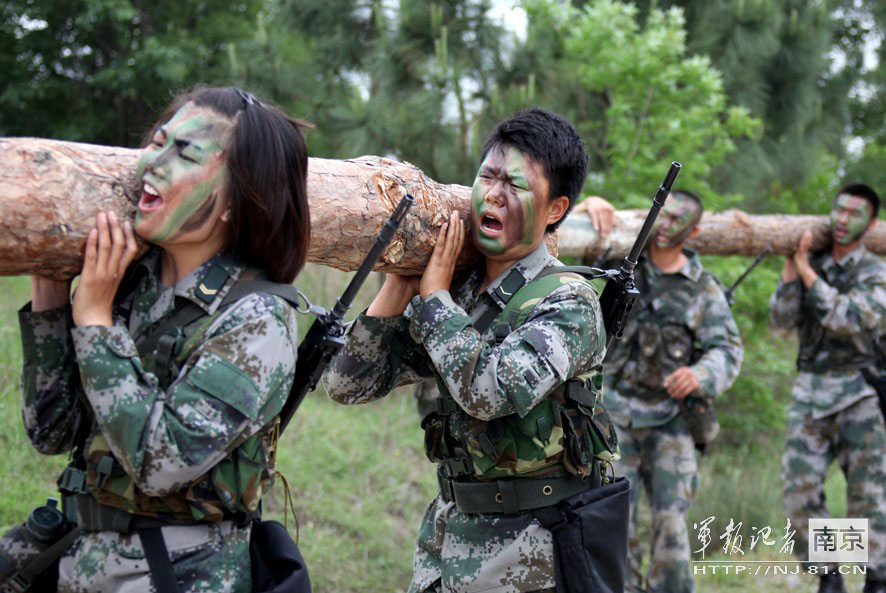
[
  {"left": 159, "top": 245, "right": 220, "bottom": 287},
  {"left": 648, "top": 243, "right": 688, "bottom": 274},
  {"left": 831, "top": 239, "right": 862, "bottom": 263}
]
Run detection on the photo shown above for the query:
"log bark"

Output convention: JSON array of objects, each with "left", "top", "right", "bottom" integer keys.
[
  {"left": 0, "top": 137, "right": 490, "bottom": 278},
  {"left": 0, "top": 137, "right": 884, "bottom": 278},
  {"left": 557, "top": 209, "right": 886, "bottom": 260}
]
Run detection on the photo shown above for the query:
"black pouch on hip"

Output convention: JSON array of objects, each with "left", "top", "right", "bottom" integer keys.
[
  {"left": 250, "top": 519, "right": 312, "bottom": 593},
  {"left": 533, "top": 477, "right": 630, "bottom": 593}
]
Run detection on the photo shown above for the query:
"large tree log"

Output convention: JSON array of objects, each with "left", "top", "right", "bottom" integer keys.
[
  {"left": 0, "top": 138, "right": 484, "bottom": 278},
  {"left": 557, "top": 209, "right": 886, "bottom": 260},
  {"left": 1, "top": 137, "right": 884, "bottom": 278}
]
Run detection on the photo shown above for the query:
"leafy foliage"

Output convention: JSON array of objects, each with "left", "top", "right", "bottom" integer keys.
[{"left": 0, "top": 0, "right": 261, "bottom": 146}]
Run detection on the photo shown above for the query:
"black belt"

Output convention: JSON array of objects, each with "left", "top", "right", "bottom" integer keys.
[
  {"left": 72, "top": 494, "right": 197, "bottom": 534},
  {"left": 438, "top": 463, "right": 601, "bottom": 515}
]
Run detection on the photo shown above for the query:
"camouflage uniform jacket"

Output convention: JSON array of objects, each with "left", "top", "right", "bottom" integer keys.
[
  {"left": 323, "top": 241, "right": 606, "bottom": 593},
  {"left": 769, "top": 245, "right": 886, "bottom": 419},
  {"left": 604, "top": 251, "right": 743, "bottom": 429},
  {"left": 19, "top": 249, "right": 299, "bottom": 519}
]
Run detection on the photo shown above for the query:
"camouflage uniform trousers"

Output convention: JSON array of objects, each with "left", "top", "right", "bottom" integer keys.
[
  {"left": 0, "top": 520, "right": 251, "bottom": 593},
  {"left": 782, "top": 394, "right": 886, "bottom": 578},
  {"left": 615, "top": 414, "right": 697, "bottom": 593},
  {"left": 413, "top": 583, "right": 554, "bottom": 593}
]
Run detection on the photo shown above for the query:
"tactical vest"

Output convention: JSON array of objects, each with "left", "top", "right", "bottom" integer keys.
[
  {"left": 59, "top": 264, "right": 298, "bottom": 528},
  {"left": 797, "top": 252, "right": 880, "bottom": 373},
  {"left": 424, "top": 267, "right": 618, "bottom": 487},
  {"left": 605, "top": 261, "right": 710, "bottom": 400}
]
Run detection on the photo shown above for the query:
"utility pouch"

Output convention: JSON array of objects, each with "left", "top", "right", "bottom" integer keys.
[
  {"left": 533, "top": 477, "right": 630, "bottom": 593},
  {"left": 249, "top": 519, "right": 312, "bottom": 593},
  {"left": 678, "top": 395, "right": 720, "bottom": 453},
  {"left": 0, "top": 499, "right": 78, "bottom": 593}
]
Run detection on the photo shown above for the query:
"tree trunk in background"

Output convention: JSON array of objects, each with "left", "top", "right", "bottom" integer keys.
[{"left": 1, "top": 137, "right": 884, "bottom": 278}]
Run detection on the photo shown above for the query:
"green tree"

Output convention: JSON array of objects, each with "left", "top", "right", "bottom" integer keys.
[
  {"left": 495, "top": 0, "right": 760, "bottom": 207},
  {"left": 629, "top": 0, "right": 880, "bottom": 207},
  {"left": 246, "top": 0, "right": 506, "bottom": 183},
  {"left": 0, "top": 0, "right": 261, "bottom": 146}
]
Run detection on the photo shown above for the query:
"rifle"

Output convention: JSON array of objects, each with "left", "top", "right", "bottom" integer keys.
[
  {"left": 598, "top": 162, "right": 682, "bottom": 349},
  {"left": 280, "top": 193, "right": 415, "bottom": 431},
  {"left": 724, "top": 247, "right": 771, "bottom": 306}
]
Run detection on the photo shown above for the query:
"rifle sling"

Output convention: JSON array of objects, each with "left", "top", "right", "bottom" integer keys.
[{"left": 139, "top": 527, "right": 182, "bottom": 593}]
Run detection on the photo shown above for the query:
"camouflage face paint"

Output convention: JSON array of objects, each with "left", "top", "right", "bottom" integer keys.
[
  {"left": 830, "top": 194, "right": 872, "bottom": 245},
  {"left": 471, "top": 146, "right": 545, "bottom": 257},
  {"left": 135, "top": 103, "right": 233, "bottom": 244},
  {"left": 654, "top": 195, "right": 699, "bottom": 249}
]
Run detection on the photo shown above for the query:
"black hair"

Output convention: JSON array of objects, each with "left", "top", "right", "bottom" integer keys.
[
  {"left": 481, "top": 108, "right": 589, "bottom": 233},
  {"left": 145, "top": 86, "right": 311, "bottom": 283},
  {"left": 837, "top": 183, "right": 880, "bottom": 219},
  {"left": 670, "top": 189, "right": 704, "bottom": 230}
]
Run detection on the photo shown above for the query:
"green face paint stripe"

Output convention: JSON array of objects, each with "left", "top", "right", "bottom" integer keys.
[
  {"left": 505, "top": 147, "right": 535, "bottom": 246},
  {"left": 472, "top": 152, "right": 508, "bottom": 253},
  {"left": 149, "top": 169, "right": 227, "bottom": 242},
  {"left": 137, "top": 110, "right": 226, "bottom": 183},
  {"left": 831, "top": 195, "right": 872, "bottom": 244}
]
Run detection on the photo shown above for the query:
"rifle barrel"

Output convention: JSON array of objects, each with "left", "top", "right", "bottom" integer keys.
[
  {"left": 625, "top": 161, "right": 682, "bottom": 267},
  {"left": 332, "top": 194, "right": 415, "bottom": 319}
]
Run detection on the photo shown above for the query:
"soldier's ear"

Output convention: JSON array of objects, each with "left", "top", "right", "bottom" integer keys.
[
  {"left": 221, "top": 207, "right": 231, "bottom": 223},
  {"left": 689, "top": 226, "right": 701, "bottom": 240},
  {"left": 546, "top": 195, "right": 570, "bottom": 227}
]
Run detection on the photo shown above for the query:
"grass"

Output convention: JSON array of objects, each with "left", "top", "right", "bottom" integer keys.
[{"left": 0, "top": 267, "right": 868, "bottom": 592}]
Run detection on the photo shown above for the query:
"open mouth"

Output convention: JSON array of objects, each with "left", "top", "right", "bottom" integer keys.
[
  {"left": 480, "top": 214, "right": 504, "bottom": 235},
  {"left": 138, "top": 182, "right": 164, "bottom": 213}
]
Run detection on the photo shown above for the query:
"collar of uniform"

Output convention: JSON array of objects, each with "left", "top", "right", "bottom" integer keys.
[
  {"left": 640, "top": 248, "right": 703, "bottom": 283},
  {"left": 173, "top": 253, "right": 246, "bottom": 315},
  {"left": 820, "top": 244, "right": 867, "bottom": 274},
  {"left": 481, "top": 240, "right": 555, "bottom": 305}
]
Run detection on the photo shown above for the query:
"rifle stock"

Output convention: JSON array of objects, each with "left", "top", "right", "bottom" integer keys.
[
  {"left": 280, "top": 193, "right": 415, "bottom": 431},
  {"left": 598, "top": 162, "right": 681, "bottom": 350}
]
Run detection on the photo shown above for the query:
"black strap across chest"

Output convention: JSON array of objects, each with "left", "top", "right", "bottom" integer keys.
[
  {"left": 133, "top": 269, "right": 300, "bottom": 364},
  {"left": 472, "top": 265, "right": 603, "bottom": 337}
]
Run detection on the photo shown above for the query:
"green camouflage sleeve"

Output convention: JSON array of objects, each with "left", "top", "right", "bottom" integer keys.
[
  {"left": 769, "top": 279, "right": 803, "bottom": 329},
  {"left": 409, "top": 283, "right": 605, "bottom": 421},
  {"left": 688, "top": 277, "right": 744, "bottom": 398},
  {"left": 322, "top": 312, "right": 434, "bottom": 405},
  {"left": 19, "top": 303, "right": 86, "bottom": 455},
  {"left": 805, "top": 268, "right": 886, "bottom": 334},
  {"left": 71, "top": 293, "right": 297, "bottom": 497}
]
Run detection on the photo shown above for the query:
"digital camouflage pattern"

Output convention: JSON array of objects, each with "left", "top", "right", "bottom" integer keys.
[
  {"left": 606, "top": 251, "right": 742, "bottom": 593},
  {"left": 52, "top": 521, "right": 251, "bottom": 593},
  {"left": 769, "top": 246, "right": 886, "bottom": 416},
  {"left": 618, "top": 414, "right": 696, "bottom": 593},
  {"left": 770, "top": 245, "right": 886, "bottom": 578},
  {"left": 11, "top": 249, "right": 298, "bottom": 592},
  {"left": 782, "top": 396, "right": 886, "bottom": 578},
  {"left": 604, "top": 252, "right": 743, "bottom": 429},
  {"left": 323, "top": 242, "right": 606, "bottom": 593}
]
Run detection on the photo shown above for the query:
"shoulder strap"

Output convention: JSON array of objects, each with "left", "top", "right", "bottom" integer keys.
[
  {"left": 534, "top": 265, "right": 606, "bottom": 281},
  {"left": 135, "top": 268, "right": 300, "bottom": 379},
  {"left": 219, "top": 277, "right": 300, "bottom": 308},
  {"left": 139, "top": 527, "right": 182, "bottom": 593},
  {"left": 500, "top": 273, "right": 593, "bottom": 331},
  {"left": 8, "top": 527, "right": 82, "bottom": 592},
  {"left": 482, "top": 268, "right": 597, "bottom": 341},
  {"left": 474, "top": 265, "right": 605, "bottom": 337}
]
